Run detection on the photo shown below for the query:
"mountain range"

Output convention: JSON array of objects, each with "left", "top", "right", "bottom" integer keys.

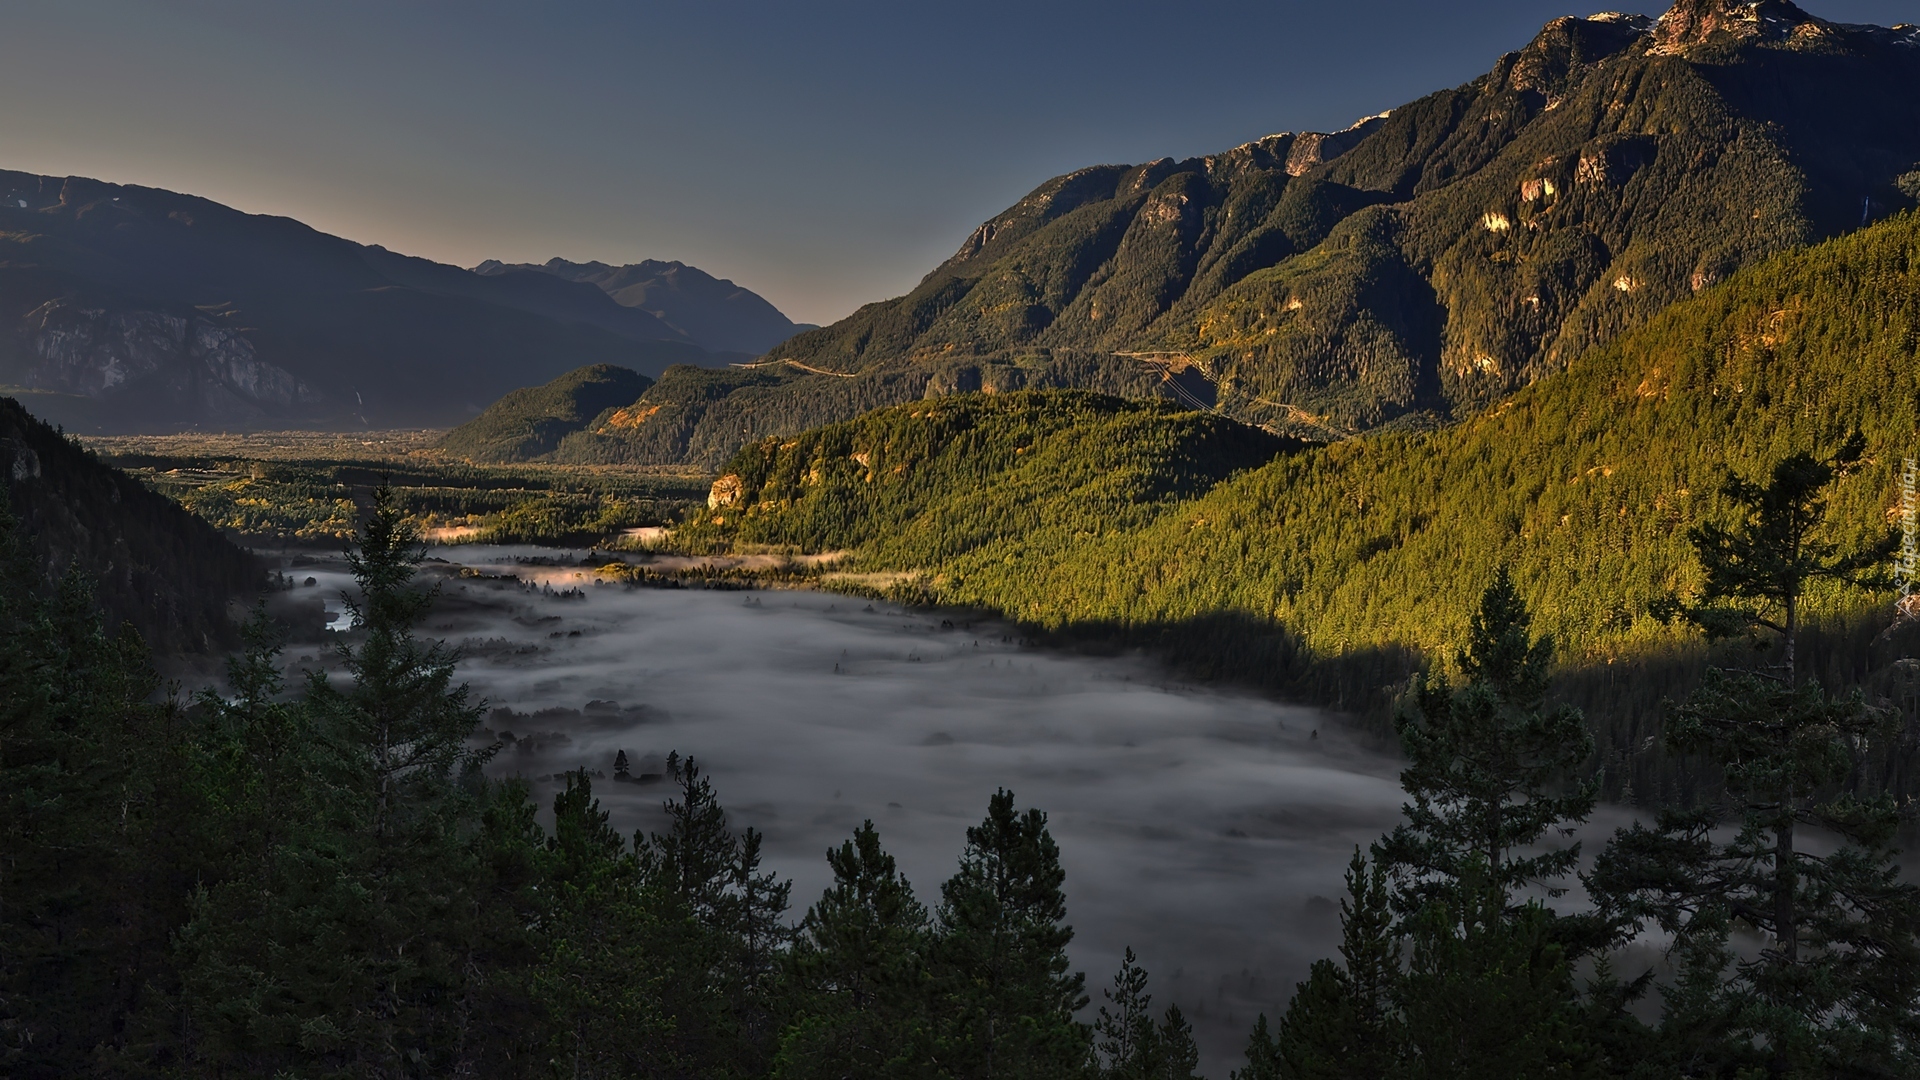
[
  {"left": 515, "top": 0, "right": 1920, "bottom": 467},
  {"left": 0, "top": 175, "right": 801, "bottom": 432},
  {"left": 473, "top": 258, "right": 813, "bottom": 356}
]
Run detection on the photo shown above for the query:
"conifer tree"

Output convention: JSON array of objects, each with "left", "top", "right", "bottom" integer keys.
[
  {"left": 1267, "top": 850, "right": 1401, "bottom": 1080},
  {"left": 932, "top": 789, "right": 1089, "bottom": 1079},
  {"left": 174, "top": 484, "right": 496, "bottom": 1076},
  {"left": 1154, "top": 1005, "right": 1202, "bottom": 1080},
  {"left": 526, "top": 770, "right": 683, "bottom": 1079},
  {"left": 1395, "top": 871, "right": 1594, "bottom": 1080},
  {"left": 1093, "top": 948, "right": 1202, "bottom": 1080},
  {"left": 1095, "top": 948, "right": 1158, "bottom": 1079},
  {"left": 311, "top": 484, "right": 485, "bottom": 838},
  {"left": 636, "top": 751, "right": 792, "bottom": 1076},
  {"left": 1591, "top": 438, "right": 1919, "bottom": 1077},
  {"left": 0, "top": 503, "right": 172, "bottom": 1075},
  {"left": 641, "top": 751, "right": 740, "bottom": 922},
  {"left": 1376, "top": 568, "right": 1597, "bottom": 916},
  {"left": 1231, "top": 1014, "right": 1282, "bottom": 1080},
  {"left": 776, "top": 821, "right": 932, "bottom": 1079}
]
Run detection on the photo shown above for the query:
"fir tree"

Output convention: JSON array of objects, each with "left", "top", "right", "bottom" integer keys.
[
  {"left": 776, "top": 821, "right": 932, "bottom": 1079},
  {"left": 1269, "top": 850, "right": 1401, "bottom": 1080},
  {"left": 0, "top": 503, "right": 173, "bottom": 1075},
  {"left": 1395, "top": 875, "right": 1594, "bottom": 1080},
  {"left": 1094, "top": 947, "right": 1157, "bottom": 1079},
  {"left": 1092, "top": 948, "right": 1201, "bottom": 1080},
  {"left": 641, "top": 752, "right": 740, "bottom": 923},
  {"left": 636, "top": 752, "right": 793, "bottom": 1076},
  {"left": 1153, "top": 1004, "right": 1202, "bottom": 1080},
  {"left": 1592, "top": 437, "right": 1919, "bottom": 1077},
  {"left": 1376, "top": 568, "right": 1597, "bottom": 916},
  {"left": 310, "top": 484, "right": 485, "bottom": 839},
  {"left": 932, "top": 789, "right": 1090, "bottom": 1079},
  {"left": 527, "top": 770, "right": 682, "bottom": 1079},
  {"left": 175, "top": 484, "right": 495, "bottom": 1076},
  {"left": 1231, "top": 1014, "right": 1282, "bottom": 1080}
]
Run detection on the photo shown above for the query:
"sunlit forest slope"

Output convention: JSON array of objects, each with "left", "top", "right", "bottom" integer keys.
[{"left": 692, "top": 207, "right": 1920, "bottom": 670}]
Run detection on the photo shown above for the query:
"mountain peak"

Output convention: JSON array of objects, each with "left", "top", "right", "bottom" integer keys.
[
  {"left": 1501, "top": 11, "right": 1652, "bottom": 98},
  {"left": 1650, "top": 0, "right": 1821, "bottom": 54},
  {"left": 475, "top": 257, "right": 807, "bottom": 355}
]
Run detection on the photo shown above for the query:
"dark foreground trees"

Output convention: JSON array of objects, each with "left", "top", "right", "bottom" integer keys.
[
  {"left": 6, "top": 439, "right": 1919, "bottom": 1078},
  {"left": 0, "top": 488, "right": 1100, "bottom": 1078},
  {"left": 1242, "top": 440, "right": 1919, "bottom": 1079},
  {"left": 1589, "top": 439, "right": 1920, "bottom": 1077},
  {"left": 1249, "top": 573, "right": 1604, "bottom": 1080}
]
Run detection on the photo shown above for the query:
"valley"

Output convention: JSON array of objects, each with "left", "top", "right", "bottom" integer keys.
[
  {"left": 5, "top": 1, "right": 1920, "bottom": 1076},
  {"left": 266, "top": 543, "right": 1407, "bottom": 1075}
]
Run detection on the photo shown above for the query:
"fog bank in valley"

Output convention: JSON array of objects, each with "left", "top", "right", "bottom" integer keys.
[{"left": 288, "top": 546, "right": 1408, "bottom": 1071}]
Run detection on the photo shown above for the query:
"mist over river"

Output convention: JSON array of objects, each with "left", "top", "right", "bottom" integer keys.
[{"left": 285, "top": 545, "right": 1407, "bottom": 1071}]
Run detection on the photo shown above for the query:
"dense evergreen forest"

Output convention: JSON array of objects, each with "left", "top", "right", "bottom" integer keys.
[
  {"left": 441, "top": 365, "right": 657, "bottom": 464},
  {"left": 5, "top": 448, "right": 1916, "bottom": 1076},
  {"left": 0, "top": 397, "right": 260, "bottom": 649}
]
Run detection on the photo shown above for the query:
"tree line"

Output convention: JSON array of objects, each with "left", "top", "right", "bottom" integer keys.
[{"left": 4, "top": 439, "right": 1918, "bottom": 1077}]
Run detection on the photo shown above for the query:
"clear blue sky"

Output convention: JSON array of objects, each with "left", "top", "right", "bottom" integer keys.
[{"left": 0, "top": 1, "right": 1910, "bottom": 324}]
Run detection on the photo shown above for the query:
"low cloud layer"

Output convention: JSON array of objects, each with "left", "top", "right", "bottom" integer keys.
[{"left": 293, "top": 545, "right": 1409, "bottom": 1070}]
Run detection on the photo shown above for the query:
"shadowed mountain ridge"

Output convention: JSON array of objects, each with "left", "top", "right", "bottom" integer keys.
[
  {"left": 0, "top": 171, "right": 750, "bottom": 432},
  {"left": 474, "top": 257, "right": 813, "bottom": 355}
]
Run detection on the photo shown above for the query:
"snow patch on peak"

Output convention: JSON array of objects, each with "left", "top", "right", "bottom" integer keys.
[
  {"left": 1650, "top": 0, "right": 1821, "bottom": 54},
  {"left": 1586, "top": 11, "right": 1653, "bottom": 27}
]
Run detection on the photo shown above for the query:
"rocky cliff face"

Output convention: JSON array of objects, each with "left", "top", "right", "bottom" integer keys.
[
  {"left": 0, "top": 171, "right": 732, "bottom": 432},
  {"left": 22, "top": 301, "right": 321, "bottom": 425}
]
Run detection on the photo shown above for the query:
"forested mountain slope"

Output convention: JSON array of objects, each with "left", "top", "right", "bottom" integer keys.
[
  {"left": 583, "top": 0, "right": 1920, "bottom": 466},
  {"left": 691, "top": 207, "right": 1920, "bottom": 677},
  {"left": 0, "top": 172, "right": 740, "bottom": 432},
  {"left": 0, "top": 396, "right": 259, "bottom": 648},
  {"left": 693, "top": 391, "right": 1295, "bottom": 557},
  {"left": 439, "top": 364, "right": 654, "bottom": 462}
]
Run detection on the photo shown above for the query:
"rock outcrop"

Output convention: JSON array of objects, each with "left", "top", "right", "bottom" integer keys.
[{"left": 24, "top": 301, "right": 320, "bottom": 424}]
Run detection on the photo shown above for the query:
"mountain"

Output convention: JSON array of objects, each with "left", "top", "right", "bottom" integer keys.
[
  {"left": 474, "top": 257, "right": 814, "bottom": 355},
  {"left": 439, "top": 363, "right": 654, "bottom": 462},
  {"left": 1, "top": 396, "right": 260, "bottom": 648},
  {"left": 577, "top": 0, "right": 1920, "bottom": 465},
  {"left": 0, "top": 172, "right": 747, "bottom": 433},
  {"left": 690, "top": 204, "right": 1920, "bottom": 681}
]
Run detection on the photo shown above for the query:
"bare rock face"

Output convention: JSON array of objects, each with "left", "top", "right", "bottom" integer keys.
[
  {"left": 1650, "top": 0, "right": 1820, "bottom": 54},
  {"left": 708, "top": 473, "right": 744, "bottom": 509},
  {"left": 21, "top": 300, "right": 320, "bottom": 423}
]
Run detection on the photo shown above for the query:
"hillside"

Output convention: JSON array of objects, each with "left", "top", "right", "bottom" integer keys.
[
  {"left": 475, "top": 257, "right": 813, "bottom": 355},
  {"left": 688, "top": 390, "right": 1296, "bottom": 556},
  {"left": 581, "top": 0, "right": 1920, "bottom": 466},
  {"left": 439, "top": 364, "right": 654, "bottom": 462},
  {"left": 0, "top": 172, "right": 744, "bottom": 432},
  {"left": 689, "top": 206, "right": 1920, "bottom": 692},
  {"left": 0, "top": 396, "right": 260, "bottom": 648}
]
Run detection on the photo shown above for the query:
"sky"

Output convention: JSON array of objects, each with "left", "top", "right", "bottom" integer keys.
[{"left": 1, "top": 1, "right": 1913, "bottom": 325}]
